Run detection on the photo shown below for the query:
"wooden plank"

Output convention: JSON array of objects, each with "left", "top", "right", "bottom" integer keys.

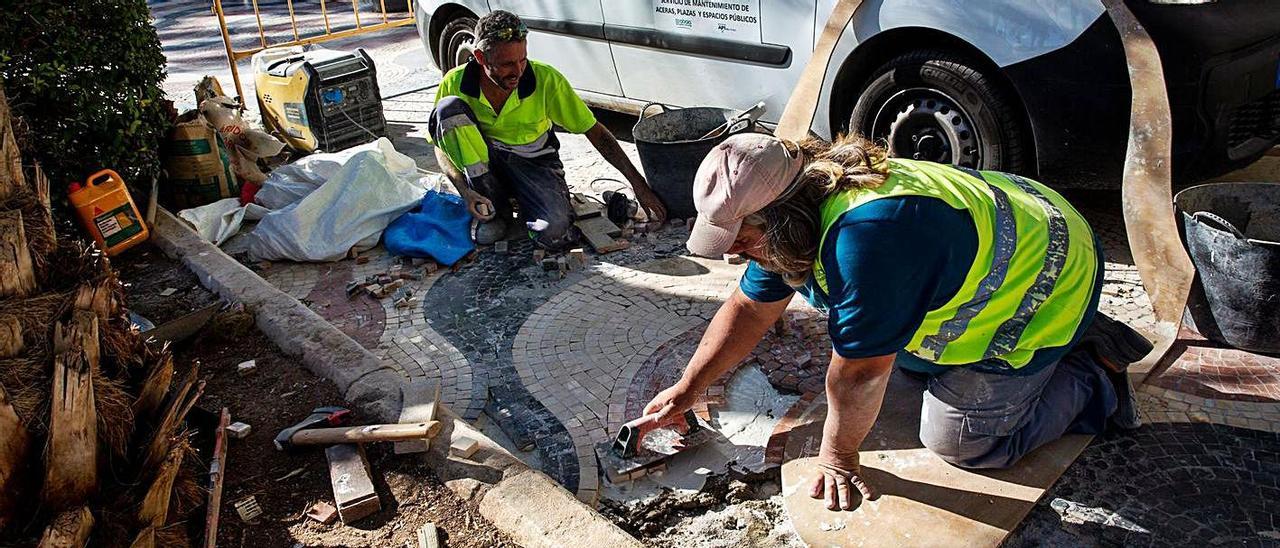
[
  {"left": 37, "top": 507, "right": 93, "bottom": 548},
  {"left": 203, "top": 408, "right": 230, "bottom": 548},
  {"left": 575, "top": 215, "right": 621, "bottom": 238},
  {"left": 394, "top": 380, "right": 441, "bottom": 454},
  {"left": 781, "top": 369, "right": 1091, "bottom": 547},
  {"left": 44, "top": 311, "right": 99, "bottom": 510},
  {"left": 416, "top": 523, "right": 440, "bottom": 548},
  {"left": 326, "top": 443, "right": 381, "bottom": 524},
  {"left": 571, "top": 194, "right": 604, "bottom": 220},
  {"left": 0, "top": 211, "right": 36, "bottom": 299}
]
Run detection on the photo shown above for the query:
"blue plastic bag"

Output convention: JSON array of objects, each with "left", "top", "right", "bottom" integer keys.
[{"left": 384, "top": 190, "right": 475, "bottom": 266}]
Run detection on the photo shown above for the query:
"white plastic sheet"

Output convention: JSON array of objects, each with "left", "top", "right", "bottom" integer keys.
[
  {"left": 244, "top": 147, "right": 439, "bottom": 262},
  {"left": 178, "top": 198, "right": 270, "bottom": 246},
  {"left": 255, "top": 138, "right": 416, "bottom": 210}
]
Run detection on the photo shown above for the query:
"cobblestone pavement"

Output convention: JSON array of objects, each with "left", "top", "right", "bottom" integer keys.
[{"left": 151, "top": 5, "right": 1280, "bottom": 541}]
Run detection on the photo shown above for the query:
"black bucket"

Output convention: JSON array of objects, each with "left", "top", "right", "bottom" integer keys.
[
  {"left": 1176, "top": 182, "right": 1280, "bottom": 354},
  {"left": 633, "top": 103, "right": 755, "bottom": 220}
]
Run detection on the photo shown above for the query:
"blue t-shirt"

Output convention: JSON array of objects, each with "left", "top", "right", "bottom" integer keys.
[{"left": 739, "top": 196, "right": 1102, "bottom": 376}]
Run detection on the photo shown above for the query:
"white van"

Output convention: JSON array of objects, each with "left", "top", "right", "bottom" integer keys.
[{"left": 416, "top": 1, "right": 1280, "bottom": 186}]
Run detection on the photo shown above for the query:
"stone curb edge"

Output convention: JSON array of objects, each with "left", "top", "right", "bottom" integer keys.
[{"left": 149, "top": 208, "right": 641, "bottom": 548}]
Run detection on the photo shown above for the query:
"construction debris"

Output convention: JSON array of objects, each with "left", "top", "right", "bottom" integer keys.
[
  {"left": 306, "top": 501, "right": 339, "bottom": 525},
  {"left": 233, "top": 496, "right": 263, "bottom": 523},
  {"left": 226, "top": 422, "right": 252, "bottom": 439},
  {"left": 450, "top": 436, "right": 480, "bottom": 459},
  {"left": 417, "top": 523, "right": 441, "bottom": 548}
]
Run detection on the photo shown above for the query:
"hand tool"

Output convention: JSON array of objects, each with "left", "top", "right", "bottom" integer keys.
[
  {"left": 596, "top": 409, "right": 716, "bottom": 483},
  {"left": 282, "top": 421, "right": 442, "bottom": 450},
  {"left": 273, "top": 406, "right": 351, "bottom": 451}
]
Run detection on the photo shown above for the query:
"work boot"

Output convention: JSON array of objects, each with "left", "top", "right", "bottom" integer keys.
[
  {"left": 1107, "top": 368, "right": 1142, "bottom": 430},
  {"left": 473, "top": 216, "right": 508, "bottom": 246},
  {"left": 1079, "top": 313, "right": 1154, "bottom": 372}
]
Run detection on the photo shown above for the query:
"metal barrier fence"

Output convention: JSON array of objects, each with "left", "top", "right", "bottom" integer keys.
[{"left": 213, "top": 0, "right": 416, "bottom": 101}]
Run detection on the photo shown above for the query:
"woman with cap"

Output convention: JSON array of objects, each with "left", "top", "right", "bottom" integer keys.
[{"left": 642, "top": 133, "right": 1151, "bottom": 511}]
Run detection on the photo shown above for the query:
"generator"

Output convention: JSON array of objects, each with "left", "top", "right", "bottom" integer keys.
[{"left": 253, "top": 46, "right": 386, "bottom": 153}]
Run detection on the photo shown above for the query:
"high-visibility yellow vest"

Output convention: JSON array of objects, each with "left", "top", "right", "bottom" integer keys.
[{"left": 813, "top": 159, "right": 1098, "bottom": 367}]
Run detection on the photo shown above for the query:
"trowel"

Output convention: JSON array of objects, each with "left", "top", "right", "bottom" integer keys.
[{"left": 595, "top": 410, "right": 716, "bottom": 483}]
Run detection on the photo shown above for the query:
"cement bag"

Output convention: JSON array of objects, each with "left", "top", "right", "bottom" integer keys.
[
  {"left": 178, "top": 197, "right": 269, "bottom": 246},
  {"left": 163, "top": 110, "right": 239, "bottom": 209},
  {"left": 254, "top": 137, "right": 412, "bottom": 210},
  {"left": 200, "top": 96, "right": 248, "bottom": 141},
  {"left": 245, "top": 148, "right": 430, "bottom": 262},
  {"left": 384, "top": 190, "right": 475, "bottom": 266}
]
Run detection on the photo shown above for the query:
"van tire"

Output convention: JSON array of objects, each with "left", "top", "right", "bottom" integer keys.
[
  {"left": 438, "top": 15, "right": 478, "bottom": 73},
  {"left": 849, "top": 50, "right": 1027, "bottom": 174}
]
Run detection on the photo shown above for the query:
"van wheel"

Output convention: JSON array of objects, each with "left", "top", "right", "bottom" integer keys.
[
  {"left": 849, "top": 50, "right": 1027, "bottom": 173},
  {"left": 438, "top": 15, "right": 478, "bottom": 72}
]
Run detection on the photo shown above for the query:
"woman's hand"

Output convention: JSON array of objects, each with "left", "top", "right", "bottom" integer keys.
[{"left": 809, "top": 449, "right": 878, "bottom": 511}]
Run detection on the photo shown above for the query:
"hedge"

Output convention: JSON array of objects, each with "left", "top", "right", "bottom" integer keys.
[{"left": 0, "top": 0, "right": 170, "bottom": 188}]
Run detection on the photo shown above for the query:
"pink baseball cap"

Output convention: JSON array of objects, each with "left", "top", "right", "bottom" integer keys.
[{"left": 686, "top": 133, "right": 804, "bottom": 257}]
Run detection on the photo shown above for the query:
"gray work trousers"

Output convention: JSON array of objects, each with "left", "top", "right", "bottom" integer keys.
[
  {"left": 917, "top": 346, "right": 1118, "bottom": 469},
  {"left": 428, "top": 96, "right": 577, "bottom": 250}
]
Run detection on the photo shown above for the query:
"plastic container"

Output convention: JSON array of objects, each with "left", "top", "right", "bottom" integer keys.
[
  {"left": 632, "top": 103, "right": 756, "bottom": 219},
  {"left": 68, "top": 169, "right": 150, "bottom": 256},
  {"left": 1176, "top": 182, "right": 1280, "bottom": 354}
]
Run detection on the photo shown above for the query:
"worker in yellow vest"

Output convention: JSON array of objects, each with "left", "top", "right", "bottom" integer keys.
[
  {"left": 644, "top": 133, "right": 1152, "bottom": 511},
  {"left": 429, "top": 10, "right": 666, "bottom": 250}
]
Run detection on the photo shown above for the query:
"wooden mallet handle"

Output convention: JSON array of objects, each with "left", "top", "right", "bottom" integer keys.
[{"left": 289, "top": 421, "right": 442, "bottom": 446}]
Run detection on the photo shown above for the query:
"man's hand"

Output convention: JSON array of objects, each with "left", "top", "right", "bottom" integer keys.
[
  {"left": 632, "top": 180, "right": 668, "bottom": 225},
  {"left": 465, "top": 191, "right": 496, "bottom": 221},
  {"left": 642, "top": 381, "right": 700, "bottom": 422},
  {"left": 809, "top": 451, "right": 878, "bottom": 510}
]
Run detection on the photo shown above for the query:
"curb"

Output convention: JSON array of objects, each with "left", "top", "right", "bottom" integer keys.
[{"left": 149, "top": 208, "right": 641, "bottom": 547}]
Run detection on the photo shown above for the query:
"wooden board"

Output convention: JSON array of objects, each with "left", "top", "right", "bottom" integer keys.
[
  {"left": 326, "top": 443, "right": 381, "bottom": 524},
  {"left": 780, "top": 370, "right": 1092, "bottom": 547}
]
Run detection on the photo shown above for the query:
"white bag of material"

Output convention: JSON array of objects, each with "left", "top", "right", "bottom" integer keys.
[
  {"left": 178, "top": 198, "right": 270, "bottom": 246},
  {"left": 255, "top": 137, "right": 413, "bottom": 210},
  {"left": 245, "top": 148, "right": 433, "bottom": 262}
]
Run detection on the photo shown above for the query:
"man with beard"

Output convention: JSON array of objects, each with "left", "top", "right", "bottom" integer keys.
[{"left": 429, "top": 10, "right": 666, "bottom": 250}]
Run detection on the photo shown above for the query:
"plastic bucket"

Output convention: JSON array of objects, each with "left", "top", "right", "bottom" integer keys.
[
  {"left": 632, "top": 103, "right": 754, "bottom": 220},
  {"left": 1175, "top": 182, "right": 1280, "bottom": 354}
]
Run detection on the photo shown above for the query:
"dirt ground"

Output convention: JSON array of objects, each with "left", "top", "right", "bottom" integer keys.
[{"left": 113, "top": 244, "right": 517, "bottom": 548}]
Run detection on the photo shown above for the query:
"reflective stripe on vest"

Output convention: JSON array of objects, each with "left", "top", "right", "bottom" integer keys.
[{"left": 813, "top": 159, "right": 1098, "bottom": 367}]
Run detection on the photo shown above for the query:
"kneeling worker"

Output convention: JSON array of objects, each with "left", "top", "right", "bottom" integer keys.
[
  {"left": 429, "top": 10, "right": 666, "bottom": 249},
  {"left": 644, "top": 133, "right": 1152, "bottom": 511}
]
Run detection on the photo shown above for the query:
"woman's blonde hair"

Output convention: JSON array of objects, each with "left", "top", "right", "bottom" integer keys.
[{"left": 751, "top": 133, "right": 890, "bottom": 286}]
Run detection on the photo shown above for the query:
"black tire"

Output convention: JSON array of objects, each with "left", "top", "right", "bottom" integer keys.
[
  {"left": 849, "top": 50, "right": 1027, "bottom": 173},
  {"left": 438, "top": 15, "right": 478, "bottom": 73}
]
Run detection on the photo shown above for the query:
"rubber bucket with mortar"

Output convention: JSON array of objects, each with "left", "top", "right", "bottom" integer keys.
[
  {"left": 632, "top": 103, "right": 756, "bottom": 220},
  {"left": 1176, "top": 182, "right": 1280, "bottom": 354}
]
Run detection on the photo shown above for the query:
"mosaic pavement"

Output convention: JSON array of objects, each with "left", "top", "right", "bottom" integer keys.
[{"left": 150, "top": 6, "right": 1279, "bottom": 538}]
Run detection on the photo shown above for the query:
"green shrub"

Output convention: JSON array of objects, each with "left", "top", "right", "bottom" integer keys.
[{"left": 0, "top": 0, "right": 170, "bottom": 188}]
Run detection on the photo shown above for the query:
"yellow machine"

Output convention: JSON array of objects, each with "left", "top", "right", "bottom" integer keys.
[{"left": 253, "top": 47, "right": 386, "bottom": 153}]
